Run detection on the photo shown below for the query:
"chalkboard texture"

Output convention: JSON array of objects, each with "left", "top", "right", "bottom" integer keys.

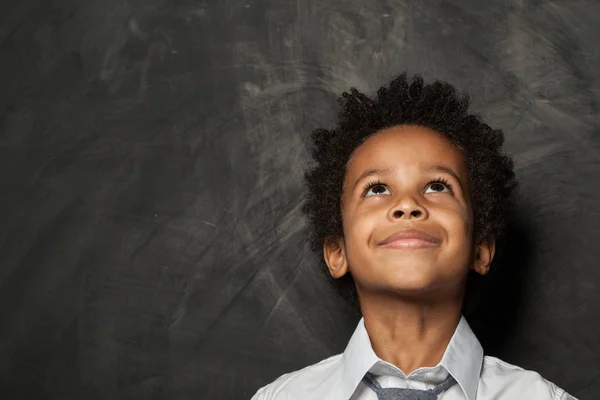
[{"left": 0, "top": 0, "right": 598, "bottom": 399}]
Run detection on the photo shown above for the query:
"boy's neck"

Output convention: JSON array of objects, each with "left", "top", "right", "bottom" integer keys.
[{"left": 359, "top": 290, "right": 463, "bottom": 375}]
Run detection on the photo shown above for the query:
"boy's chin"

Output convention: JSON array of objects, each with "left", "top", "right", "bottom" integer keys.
[
  {"left": 373, "top": 254, "right": 441, "bottom": 271},
  {"left": 362, "top": 263, "right": 460, "bottom": 293},
  {"left": 359, "top": 282, "right": 450, "bottom": 302}
]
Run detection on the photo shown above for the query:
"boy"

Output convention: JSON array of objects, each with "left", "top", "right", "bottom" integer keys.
[{"left": 251, "top": 73, "right": 577, "bottom": 399}]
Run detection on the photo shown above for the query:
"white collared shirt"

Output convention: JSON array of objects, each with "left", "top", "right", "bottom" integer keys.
[{"left": 251, "top": 315, "right": 577, "bottom": 400}]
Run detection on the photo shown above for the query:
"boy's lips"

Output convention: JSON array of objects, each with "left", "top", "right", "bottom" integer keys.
[{"left": 378, "top": 228, "right": 441, "bottom": 248}]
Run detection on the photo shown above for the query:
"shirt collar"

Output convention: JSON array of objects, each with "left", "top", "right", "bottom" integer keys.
[{"left": 339, "top": 314, "right": 483, "bottom": 400}]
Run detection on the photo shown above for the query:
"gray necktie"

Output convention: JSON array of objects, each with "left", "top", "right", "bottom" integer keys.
[{"left": 362, "top": 371, "right": 458, "bottom": 400}]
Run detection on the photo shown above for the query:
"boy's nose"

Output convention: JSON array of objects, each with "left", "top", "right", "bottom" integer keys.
[
  {"left": 392, "top": 209, "right": 424, "bottom": 219},
  {"left": 389, "top": 198, "right": 428, "bottom": 220}
]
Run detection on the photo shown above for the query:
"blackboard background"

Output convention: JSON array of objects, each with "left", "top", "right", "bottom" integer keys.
[{"left": 1, "top": 0, "right": 599, "bottom": 399}]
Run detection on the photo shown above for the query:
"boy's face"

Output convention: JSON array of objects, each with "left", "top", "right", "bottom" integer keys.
[{"left": 324, "top": 125, "right": 493, "bottom": 300}]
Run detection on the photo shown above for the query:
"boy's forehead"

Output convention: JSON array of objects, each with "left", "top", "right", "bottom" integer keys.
[{"left": 346, "top": 125, "right": 467, "bottom": 176}]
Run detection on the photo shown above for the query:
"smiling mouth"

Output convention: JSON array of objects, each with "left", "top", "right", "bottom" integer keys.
[
  {"left": 378, "top": 229, "right": 441, "bottom": 249},
  {"left": 379, "top": 238, "right": 440, "bottom": 249}
]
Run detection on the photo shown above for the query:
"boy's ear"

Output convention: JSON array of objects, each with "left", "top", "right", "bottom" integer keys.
[
  {"left": 323, "top": 236, "right": 349, "bottom": 279},
  {"left": 472, "top": 238, "right": 495, "bottom": 276}
]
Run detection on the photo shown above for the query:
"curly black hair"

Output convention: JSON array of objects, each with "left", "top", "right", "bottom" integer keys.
[{"left": 302, "top": 72, "right": 518, "bottom": 310}]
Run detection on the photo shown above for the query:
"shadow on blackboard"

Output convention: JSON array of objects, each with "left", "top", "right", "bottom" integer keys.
[{"left": 463, "top": 203, "right": 535, "bottom": 357}]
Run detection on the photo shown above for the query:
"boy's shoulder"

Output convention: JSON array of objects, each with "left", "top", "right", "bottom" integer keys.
[
  {"left": 480, "top": 355, "right": 574, "bottom": 399},
  {"left": 251, "top": 353, "right": 343, "bottom": 400},
  {"left": 251, "top": 353, "right": 577, "bottom": 400}
]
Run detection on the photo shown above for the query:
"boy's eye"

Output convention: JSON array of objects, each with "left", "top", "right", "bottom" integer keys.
[
  {"left": 364, "top": 183, "right": 391, "bottom": 197},
  {"left": 425, "top": 180, "right": 452, "bottom": 194}
]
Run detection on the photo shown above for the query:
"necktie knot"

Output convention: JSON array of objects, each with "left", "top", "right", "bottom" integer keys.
[{"left": 362, "top": 371, "right": 458, "bottom": 400}]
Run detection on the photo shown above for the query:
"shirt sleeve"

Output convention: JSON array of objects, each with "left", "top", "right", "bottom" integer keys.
[
  {"left": 558, "top": 390, "right": 580, "bottom": 400},
  {"left": 251, "top": 383, "right": 280, "bottom": 400},
  {"left": 250, "top": 387, "right": 270, "bottom": 400},
  {"left": 552, "top": 382, "right": 580, "bottom": 400}
]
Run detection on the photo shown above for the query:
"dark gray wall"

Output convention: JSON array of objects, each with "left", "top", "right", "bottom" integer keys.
[{"left": 1, "top": 0, "right": 598, "bottom": 399}]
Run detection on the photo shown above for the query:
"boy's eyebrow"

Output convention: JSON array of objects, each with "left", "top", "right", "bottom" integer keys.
[
  {"left": 423, "top": 165, "right": 463, "bottom": 184},
  {"left": 351, "top": 165, "right": 464, "bottom": 191},
  {"left": 352, "top": 167, "right": 394, "bottom": 190}
]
